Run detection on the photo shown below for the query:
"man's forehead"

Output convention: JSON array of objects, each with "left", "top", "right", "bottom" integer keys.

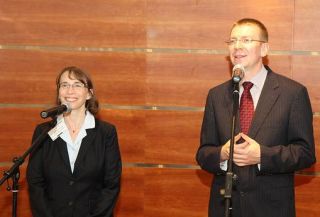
[{"left": 230, "top": 24, "right": 261, "bottom": 37}]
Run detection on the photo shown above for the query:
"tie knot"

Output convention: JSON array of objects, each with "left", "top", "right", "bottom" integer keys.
[{"left": 243, "top": 82, "right": 254, "bottom": 91}]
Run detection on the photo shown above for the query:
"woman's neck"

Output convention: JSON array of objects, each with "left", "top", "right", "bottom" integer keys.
[{"left": 64, "top": 110, "right": 86, "bottom": 137}]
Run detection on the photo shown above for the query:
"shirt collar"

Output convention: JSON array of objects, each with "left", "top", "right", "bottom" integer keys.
[
  {"left": 82, "top": 111, "right": 95, "bottom": 130},
  {"left": 57, "top": 111, "right": 95, "bottom": 131},
  {"left": 240, "top": 65, "right": 268, "bottom": 90}
]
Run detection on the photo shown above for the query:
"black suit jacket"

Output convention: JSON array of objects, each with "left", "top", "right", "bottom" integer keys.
[
  {"left": 196, "top": 67, "right": 316, "bottom": 217},
  {"left": 27, "top": 119, "right": 122, "bottom": 217}
]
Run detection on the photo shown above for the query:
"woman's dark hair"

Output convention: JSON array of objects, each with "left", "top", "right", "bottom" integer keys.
[{"left": 56, "top": 66, "right": 99, "bottom": 115}]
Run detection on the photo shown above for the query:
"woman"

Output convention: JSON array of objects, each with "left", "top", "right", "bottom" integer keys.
[{"left": 27, "top": 66, "right": 122, "bottom": 217}]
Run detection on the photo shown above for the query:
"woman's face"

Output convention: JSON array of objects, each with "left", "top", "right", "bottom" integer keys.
[{"left": 58, "top": 71, "right": 91, "bottom": 112}]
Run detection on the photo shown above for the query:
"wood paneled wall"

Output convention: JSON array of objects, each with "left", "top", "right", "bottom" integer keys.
[{"left": 0, "top": 0, "right": 319, "bottom": 217}]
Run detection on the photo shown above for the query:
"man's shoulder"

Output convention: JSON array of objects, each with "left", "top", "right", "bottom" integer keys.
[
  {"left": 267, "top": 69, "right": 306, "bottom": 91},
  {"left": 208, "top": 80, "right": 232, "bottom": 94}
]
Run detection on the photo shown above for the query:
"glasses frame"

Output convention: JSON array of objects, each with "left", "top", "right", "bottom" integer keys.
[
  {"left": 225, "top": 38, "right": 266, "bottom": 46},
  {"left": 58, "top": 82, "right": 88, "bottom": 91}
]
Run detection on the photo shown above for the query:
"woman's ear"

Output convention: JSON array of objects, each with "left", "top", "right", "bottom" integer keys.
[{"left": 86, "top": 89, "right": 93, "bottom": 100}]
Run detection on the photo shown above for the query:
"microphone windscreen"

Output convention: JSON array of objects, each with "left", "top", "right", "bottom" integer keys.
[
  {"left": 232, "top": 64, "right": 244, "bottom": 83},
  {"left": 63, "top": 103, "right": 72, "bottom": 113}
]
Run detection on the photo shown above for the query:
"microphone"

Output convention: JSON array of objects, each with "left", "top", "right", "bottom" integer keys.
[
  {"left": 40, "top": 103, "right": 71, "bottom": 119},
  {"left": 232, "top": 64, "right": 245, "bottom": 83}
]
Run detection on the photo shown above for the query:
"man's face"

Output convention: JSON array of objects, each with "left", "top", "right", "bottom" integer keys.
[{"left": 228, "top": 24, "right": 268, "bottom": 75}]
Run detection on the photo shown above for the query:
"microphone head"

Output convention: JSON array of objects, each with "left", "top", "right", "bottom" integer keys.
[
  {"left": 232, "top": 64, "right": 245, "bottom": 83},
  {"left": 63, "top": 103, "right": 71, "bottom": 113},
  {"left": 40, "top": 110, "right": 48, "bottom": 119},
  {"left": 40, "top": 103, "right": 71, "bottom": 119}
]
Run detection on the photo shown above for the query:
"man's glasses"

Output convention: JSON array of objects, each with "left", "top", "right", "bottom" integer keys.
[
  {"left": 59, "top": 82, "right": 87, "bottom": 91},
  {"left": 225, "top": 38, "right": 266, "bottom": 46}
]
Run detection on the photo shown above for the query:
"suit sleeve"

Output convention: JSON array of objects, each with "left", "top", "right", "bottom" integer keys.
[
  {"left": 196, "top": 90, "right": 226, "bottom": 174},
  {"left": 88, "top": 125, "right": 122, "bottom": 217},
  {"left": 260, "top": 86, "right": 316, "bottom": 173},
  {"left": 26, "top": 124, "right": 54, "bottom": 217}
]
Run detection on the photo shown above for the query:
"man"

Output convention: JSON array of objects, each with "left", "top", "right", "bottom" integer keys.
[{"left": 196, "top": 18, "right": 316, "bottom": 217}]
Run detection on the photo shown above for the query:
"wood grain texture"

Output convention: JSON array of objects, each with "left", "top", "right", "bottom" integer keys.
[
  {"left": 294, "top": 0, "right": 320, "bottom": 51},
  {"left": 0, "top": 108, "right": 44, "bottom": 162},
  {"left": 99, "top": 109, "right": 146, "bottom": 163},
  {"left": 115, "top": 167, "right": 145, "bottom": 217},
  {"left": 0, "top": 108, "right": 319, "bottom": 172},
  {"left": 144, "top": 168, "right": 211, "bottom": 217},
  {"left": 145, "top": 0, "right": 293, "bottom": 50},
  {"left": 1, "top": 50, "right": 315, "bottom": 108},
  {"left": 292, "top": 56, "right": 320, "bottom": 112},
  {"left": 295, "top": 175, "right": 320, "bottom": 217},
  {"left": 0, "top": 50, "right": 147, "bottom": 105},
  {"left": 0, "top": 0, "right": 294, "bottom": 50},
  {"left": 146, "top": 54, "right": 293, "bottom": 107},
  {"left": 143, "top": 110, "right": 202, "bottom": 164},
  {"left": 0, "top": 0, "right": 146, "bottom": 47}
]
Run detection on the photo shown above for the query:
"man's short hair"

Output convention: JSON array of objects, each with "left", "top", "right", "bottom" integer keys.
[{"left": 232, "top": 18, "right": 268, "bottom": 42}]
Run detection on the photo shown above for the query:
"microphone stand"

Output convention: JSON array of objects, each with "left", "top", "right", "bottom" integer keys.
[
  {"left": 223, "top": 82, "right": 240, "bottom": 217},
  {"left": 0, "top": 119, "right": 56, "bottom": 217}
]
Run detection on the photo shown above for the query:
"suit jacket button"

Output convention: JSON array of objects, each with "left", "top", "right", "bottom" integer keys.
[
  {"left": 69, "top": 181, "right": 74, "bottom": 186},
  {"left": 68, "top": 201, "right": 73, "bottom": 206}
]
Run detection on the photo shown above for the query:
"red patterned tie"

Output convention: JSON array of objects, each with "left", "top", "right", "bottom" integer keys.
[
  {"left": 240, "top": 82, "right": 254, "bottom": 134},
  {"left": 236, "top": 82, "right": 255, "bottom": 190}
]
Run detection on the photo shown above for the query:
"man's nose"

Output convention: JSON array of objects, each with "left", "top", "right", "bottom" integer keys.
[{"left": 234, "top": 39, "right": 243, "bottom": 49}]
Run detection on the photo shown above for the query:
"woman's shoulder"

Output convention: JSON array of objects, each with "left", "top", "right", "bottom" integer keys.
[
  {"left": 95, "top": 119, "right": 117, "bottom": 134},
  {"left": 34, "top": 120, "right": 55, "bottom": 131}
]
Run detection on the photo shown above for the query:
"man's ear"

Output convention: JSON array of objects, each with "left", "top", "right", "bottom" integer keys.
[{"left": 261, "top": 42, "right": 269, "bottom": 57}]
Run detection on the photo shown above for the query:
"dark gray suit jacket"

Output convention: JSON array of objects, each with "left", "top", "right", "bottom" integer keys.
[
  {"left": 27, "top": 119, "right": 122, "bottom": 217},
  {"left": 196, "top": 66, "right": 316, "bottom": 217}
]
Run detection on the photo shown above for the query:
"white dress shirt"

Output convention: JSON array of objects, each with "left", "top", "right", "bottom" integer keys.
[{"left": 57, "top": 112, "right": 95, "bottom": 172}]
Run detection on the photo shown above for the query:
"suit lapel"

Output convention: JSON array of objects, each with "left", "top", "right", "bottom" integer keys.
[
  {"left": 72, "top": 126, "right": 97, "bottom": 177},
  {"left": 249, "top": 71, "right": 280, "bottom": 138},
  {"left": 55, "top": 137, "right": 73, "bottom": 174}
]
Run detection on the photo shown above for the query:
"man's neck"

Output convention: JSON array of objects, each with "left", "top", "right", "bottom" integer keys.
[{"left": 243, "top": 64, "right": 264, "bottom": 81}]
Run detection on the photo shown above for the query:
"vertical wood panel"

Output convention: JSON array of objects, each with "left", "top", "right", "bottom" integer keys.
[
  {"left": 115, "top": 168, "right": 145, "bottom": 217},
  {"left": 295, "top": 176, "right": 320, "bottom": 217},
  {"left": 145, "top": 0, "right": 294, "bottom": 50},
  {"left": 292, "top": 56, "right": 320, "bottom": 112},
  {"left": 0, "top": 0, "right": 147, "bottom": 47},
  {"left": 0, "top": 50, "right": 147, "bottom": 105},
  {"left": 144, "top": 111, "right": 202, "bottom": 164},
  {"left": 294, "top": 0, "right": 320, "bottom": 50},
  {"left": 144, "top": 169, "right": 210, "bottom": 217}
]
